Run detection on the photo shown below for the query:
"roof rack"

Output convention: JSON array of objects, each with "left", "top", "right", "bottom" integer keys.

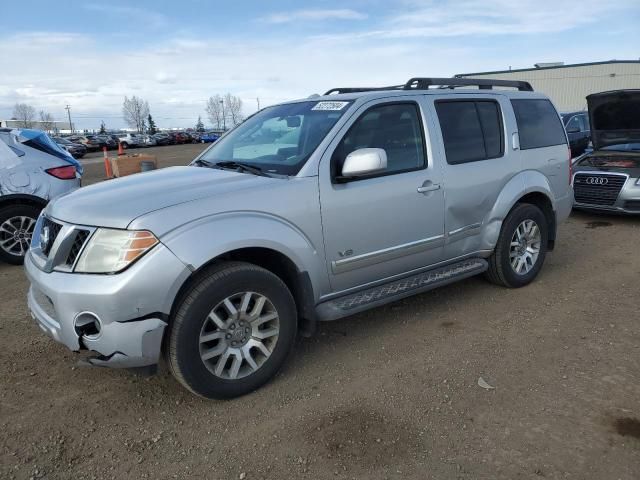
[
  {"left": 323, "top": 77, "right": 533, "bottom": 95},
  {"left": 405, "top": 77, "right": 533, "bottom": 91},
  {"left": 323, "top": 85, "right": 404, "bottom": 95}
]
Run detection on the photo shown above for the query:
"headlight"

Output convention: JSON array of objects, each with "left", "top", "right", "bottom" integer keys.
[{"left": 75, "top": 229, "right": 159, "bottom": 273}]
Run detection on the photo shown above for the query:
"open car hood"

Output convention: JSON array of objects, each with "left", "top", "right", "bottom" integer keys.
[{"left": 587, "top": 90, "right": 640, "bottom": 150}]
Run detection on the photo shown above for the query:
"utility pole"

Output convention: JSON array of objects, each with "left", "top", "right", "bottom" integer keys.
[
  {"left": 65, "top": 105, "right": 73, "bottom": 133},
  {"left": 256, "top": 97, "right": 260, "bottom": 111},
  {"left": 220, "top": 98, "right": 226, "bottom": 130}
]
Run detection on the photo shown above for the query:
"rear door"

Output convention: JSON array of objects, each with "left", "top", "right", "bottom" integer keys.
[
  {"left": 428, "top": 93, "right": 519, "bottom": 257},
  {"left": 511, "top": 98, "right": 570, "bottom": 199}
]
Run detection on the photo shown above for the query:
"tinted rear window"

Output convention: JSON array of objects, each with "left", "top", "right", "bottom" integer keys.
[
  {"left": 435, "top": 100, "right": 503, "bottom": 164},
  {"left": 511, "top": 99, "right": 566, "bottom": 149}
]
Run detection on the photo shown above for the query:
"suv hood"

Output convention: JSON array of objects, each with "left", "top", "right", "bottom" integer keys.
[
  {"left": 587, "top": 90, "right": 640, "bottom": 149},
  {"left": 48, "top": 166, "right": 280, "bottom": 229}
]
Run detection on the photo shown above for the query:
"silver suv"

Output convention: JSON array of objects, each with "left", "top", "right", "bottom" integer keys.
[{"left": 25, "top": 78, "right": 573, "bottom": 398}]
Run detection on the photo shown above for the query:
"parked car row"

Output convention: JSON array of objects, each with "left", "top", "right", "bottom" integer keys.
[{"left": 53, "top": 131, "right": 221, "bottom": 157}]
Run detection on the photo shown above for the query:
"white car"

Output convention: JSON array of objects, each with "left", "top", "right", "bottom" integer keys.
[
  {"left": 115, "top": 133, "right": 142, "bottom": 149},
  {"left": 0, "top": 128, "right": 82, "bottom": 264}
]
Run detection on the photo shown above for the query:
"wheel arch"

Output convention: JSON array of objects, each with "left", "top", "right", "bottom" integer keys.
[
  {"left": 0, "top": 193, "right": 47, "bottom": 211},
  {"left": 169, "top": 246, "right": 317, "bottom": 337},
  {"left": 482, "top": 171, "right": 558, "bottom": 251}
]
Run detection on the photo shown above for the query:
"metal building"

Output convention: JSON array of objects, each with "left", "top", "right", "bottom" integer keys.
[{"left": 457, "top": 60, "right": 640, "bottom": 112}]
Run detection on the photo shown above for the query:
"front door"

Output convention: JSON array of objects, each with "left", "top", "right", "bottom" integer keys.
[{"left": 318, "top": 98, "right": 445, "bottom": 293}]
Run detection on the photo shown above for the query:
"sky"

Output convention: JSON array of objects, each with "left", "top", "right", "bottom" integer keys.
[{"left": 0, "top": 0, "right": 638, "bottom": 130}]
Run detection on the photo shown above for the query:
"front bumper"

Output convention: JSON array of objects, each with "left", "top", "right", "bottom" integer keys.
[
  {"left": 25, "top": 243, "right": 191, "bottom": 368},
  {"left": 573, "top": 172, "right": 640, "bottom": 215}
]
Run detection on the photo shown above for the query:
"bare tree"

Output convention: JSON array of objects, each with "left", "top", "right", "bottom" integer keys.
[
  {"left": 39, "top": 110, "right": 55, "bottom": 133},
  {"left": 205, "top": 94, "right": 224, "bottom": 129},
  {"left": 122, "top": 96, "right": 150, "bottom": 133},
  {"left": 12, "top": 103, "right": 36, "bottom": 128},
  {"left": 225, "top": 93, "right": 244, "bottom": 126}
]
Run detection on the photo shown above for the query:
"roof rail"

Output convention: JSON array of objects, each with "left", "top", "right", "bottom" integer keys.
[
  {"left": 405, "top": 77, "right": 533, "bottom": 91},
  {"left": 323, "top": 85, "right": 404, "bottom": 95},
  {"left": 323, "top": 77, "right": 533, "bottom": 96}
]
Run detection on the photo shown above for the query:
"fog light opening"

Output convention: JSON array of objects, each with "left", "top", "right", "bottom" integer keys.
[{"left": 74, "top": 312, "right": 102, "bottom": 339}]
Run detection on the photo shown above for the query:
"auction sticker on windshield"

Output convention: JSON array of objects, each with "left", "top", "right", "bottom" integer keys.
[{"left": 312, "top": 101, "right": 350, "bottom": 111}]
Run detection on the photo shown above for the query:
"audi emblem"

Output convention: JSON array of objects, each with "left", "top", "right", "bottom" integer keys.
[{"left": 586, "top": 177, "right": 608, "bottom": 185}]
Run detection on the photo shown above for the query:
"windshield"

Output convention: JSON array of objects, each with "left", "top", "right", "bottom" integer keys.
[{"left": 197, "top": 100, "right": 352, "bottom": 175}]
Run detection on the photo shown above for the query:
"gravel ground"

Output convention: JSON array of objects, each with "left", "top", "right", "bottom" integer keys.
[{"left": 1, "top": 145, "right": 639, "bottom": 479}]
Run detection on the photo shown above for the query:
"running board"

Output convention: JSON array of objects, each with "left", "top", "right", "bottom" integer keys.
[{"left": 316, "top": 258, "right": 487, "bottom": 321}]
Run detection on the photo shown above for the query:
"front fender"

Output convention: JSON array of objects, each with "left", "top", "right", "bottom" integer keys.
[
  {"left": 480, "top": 170, "right": 554, "bottom": 250},
  {"left": 160, "top": 211, "right": 329, "bottom": 299}
]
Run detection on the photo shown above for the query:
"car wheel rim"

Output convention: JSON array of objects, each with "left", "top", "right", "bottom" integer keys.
[
  {"left": 0, "top": 216, "right": 36, "bottom": 257},
  {"left": 509, "top": 219, "right": 541, "bottom": 275},
  {"left": 199, "top": 292, "right": 280, "bottom": 380}
]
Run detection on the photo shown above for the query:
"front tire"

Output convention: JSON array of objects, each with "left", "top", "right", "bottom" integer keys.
[
  {"left": 485, "top": 203, "right": 548, "bottom": 288},
  {"left": 168, "top": 262, "right": 297, "bottom": 399},
  {"left": 0, "top": 204, "right": 41, "bottom": 265}
]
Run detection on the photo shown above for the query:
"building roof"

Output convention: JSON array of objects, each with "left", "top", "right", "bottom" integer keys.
[{"left": 457, "top": 60, "right": 640, "bottom": 77}]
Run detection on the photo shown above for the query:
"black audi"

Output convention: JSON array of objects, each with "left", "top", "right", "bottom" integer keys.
[{"left": 572, "top": 90, "right": 640, "bottom": 214}]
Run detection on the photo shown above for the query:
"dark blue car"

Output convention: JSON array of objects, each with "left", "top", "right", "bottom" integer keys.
[{"left": 199, "top": 132, "right": 220, "bottom": 143}]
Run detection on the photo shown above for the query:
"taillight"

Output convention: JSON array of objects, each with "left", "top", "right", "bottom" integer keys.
[{"left": 46, "top": 165, "right": 77, "bottom": 179}]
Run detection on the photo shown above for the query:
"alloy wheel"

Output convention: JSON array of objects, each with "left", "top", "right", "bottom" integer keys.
[
  {"left": 509, "top": 219, "right": 541, "bottom": 275},
  {"left": 199, "top": 291, "right": 280, "bottom": 380},
  {"left": 0, "top": 216, "right": 36, "bottom": 257}
]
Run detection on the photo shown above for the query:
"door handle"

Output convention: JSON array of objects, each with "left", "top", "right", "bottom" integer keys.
[{"left": 417, "top": 182, "right": 441, "bottom": 194}]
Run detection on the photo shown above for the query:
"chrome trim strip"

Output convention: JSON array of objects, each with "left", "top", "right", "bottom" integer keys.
[
  {"left": 448, "top": 222, "right": 482, "bottom": 239},
  {"left": 331, "top": 234, "right": 445, "bottom": 275}
]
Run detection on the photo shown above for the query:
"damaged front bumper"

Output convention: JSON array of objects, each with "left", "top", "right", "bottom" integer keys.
[{"left": 24, "top": 244, "right": 191, "bottom": 369}]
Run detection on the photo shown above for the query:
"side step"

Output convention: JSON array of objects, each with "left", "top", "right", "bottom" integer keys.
[{"left": 316, "top": 258, "right": 487, "bottom": 321}]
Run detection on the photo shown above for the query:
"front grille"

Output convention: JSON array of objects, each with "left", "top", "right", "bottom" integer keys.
[
  {"left": 573, "top": 173, "right": 627, "bottom": 206},
  {"left": 41, "top": 218, "right": 63, "bottom": 256},
  {"left": 624, "top": 200, "right": 640, "bottom": 211},
  {"left": 65, "top": 230, "right": 90, "bottom": 266}
]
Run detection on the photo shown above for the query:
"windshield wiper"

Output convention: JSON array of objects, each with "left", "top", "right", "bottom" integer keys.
[
  {"left": 192, "top": 158, "right": 216, "bottom": 167},
  {"left": 213, "top": 161, "right": 273, "bottom": 177}
]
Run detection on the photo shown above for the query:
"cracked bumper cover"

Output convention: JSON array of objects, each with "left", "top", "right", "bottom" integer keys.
[{"left": 25, "top": 243, "right": 191, "bottom": 369}]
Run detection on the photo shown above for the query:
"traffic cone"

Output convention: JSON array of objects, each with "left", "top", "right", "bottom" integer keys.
[
  {"left": 103, "top": 147, "right": 113, "bottom": 178},
  {"left": 117, "top": 142, "right": 124, "bottom": 156}
]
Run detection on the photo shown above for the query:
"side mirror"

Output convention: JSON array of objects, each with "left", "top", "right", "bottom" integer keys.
[{"left": 340, "top": 148, "right": 387, "bottom": 179}]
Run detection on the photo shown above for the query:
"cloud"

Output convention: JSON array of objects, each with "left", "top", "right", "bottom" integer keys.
[
  {"left": 314, "top": 0, "right": 640, "bottom": 41},
  {"left": 261, "top": 9, "right": 367, "bottom": 24},
  {"left": 0, "top": 0, "right": 637, "bottom": 130},
  {"left": 83, "top": 4, "right": 167, "bottom": 28}
]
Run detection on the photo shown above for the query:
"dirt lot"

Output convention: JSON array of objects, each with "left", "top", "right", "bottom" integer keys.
[{"left": 1, "top": 145, "right": 639, "bottom": 479}]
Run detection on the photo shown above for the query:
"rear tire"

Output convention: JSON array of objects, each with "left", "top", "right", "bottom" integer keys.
[
  {"left": 168, "top": 261, "right": 297, "bottom": 399},
  {"left": 485, "top": 203, "right": 548, "bottom": 288},
  {"left": 121, "top": 142, "right": 129, "bottom": 150},
  {"left": 0, "top": 204, "right": 41, "bottom": 265}
]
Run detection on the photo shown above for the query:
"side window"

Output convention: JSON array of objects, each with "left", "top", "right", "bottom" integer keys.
[
  {"left": 332, "top": 103, "right": 426, "bottom": 177},
  {"left": 511, "top": 99, "right": 567, "bottom": 149},
  {"left": 565, "top": 115, "right": 580, "bottom": 132},
  {"left": 435, "top": 100, "right": 504, "bottom": 165},
  {"left": 580, "top": 114, "right": 590, "bottom": 131}
]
